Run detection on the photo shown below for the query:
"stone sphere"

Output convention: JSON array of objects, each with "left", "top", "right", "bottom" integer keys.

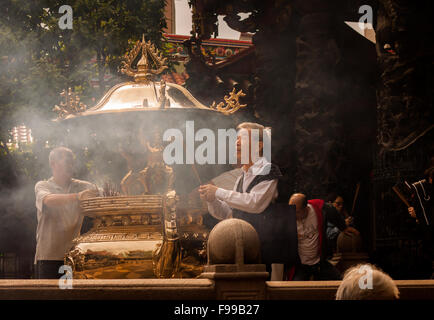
[{"left": 207, "top": 218, "right": 261, "bottom": 265}]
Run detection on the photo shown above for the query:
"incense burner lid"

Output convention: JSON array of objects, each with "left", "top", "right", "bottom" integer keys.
[{"left": 78, "top": 81, "right": 214, "bottom": 117}]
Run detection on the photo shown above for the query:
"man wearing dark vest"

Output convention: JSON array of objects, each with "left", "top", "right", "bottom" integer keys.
[{"left": 199, "top": 122, "right": 284, "bottom": 279}]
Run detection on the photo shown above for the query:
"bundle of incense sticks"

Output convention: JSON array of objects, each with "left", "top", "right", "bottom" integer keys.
[{"left": 102, "top": 181, "right": 120, "bottom": 197}]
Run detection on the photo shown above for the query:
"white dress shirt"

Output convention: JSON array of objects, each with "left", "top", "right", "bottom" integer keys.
[{"left": 207, "top": 157, "right": 278, "bottom": 220}]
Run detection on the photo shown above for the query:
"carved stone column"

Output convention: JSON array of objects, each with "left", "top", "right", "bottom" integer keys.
[
  {"left": 372, "top": 0, "right": 433, "bottom": 278},
  {"left": 292, "top": 2, "right": 346, "bottom": 197}
]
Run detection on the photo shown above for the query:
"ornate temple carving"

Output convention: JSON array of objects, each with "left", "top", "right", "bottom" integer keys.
[
  {"left": 53, "top": 88, "right": 87, "bottom": 119},
  {"left": 210, "top": 88, "right": 247, "bottom": 115},
  {"left": 120, "top": 34, "right": 168, "bottom": 83}
]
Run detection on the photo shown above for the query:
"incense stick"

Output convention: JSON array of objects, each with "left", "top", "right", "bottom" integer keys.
[
  {"left": 191, "top": 164, "right": 202, "bottom": 185},
  {"left": 392, "top": 186, "right": 410, "bottom": 207},
  {"left": 350, "top": 182, "right": 360, "bottom": 216}
]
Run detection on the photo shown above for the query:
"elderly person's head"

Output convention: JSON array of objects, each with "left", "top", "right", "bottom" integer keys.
[
  {"left": 236, "top": 122, "right": 266, "bottom": 164},
  {"left": 49, "top": 147, "right": 74, "bottom": 182},
  {"left": 289, "top": 193, "right": 308, "bottom": 220},
  {"left": 336, "top": 264, "right": 399, "bottom": 300}
]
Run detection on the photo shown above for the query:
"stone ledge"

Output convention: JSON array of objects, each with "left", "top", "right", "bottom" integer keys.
[
  {"left": 200, "top": 272, "right": 269, "bottom": 280},
  {"left": 1, "top": 279, "right": 433, "bottom": 300},
  {"left": 266, "top": 281, "right": 340, "bottom": 300},
  {"left": 0, "top": 279, "right": 215, "bottom": 300},
  {"left": 266, "top": 280, "right": 434, "bottom": 300},
  {"left": 0, "top": 279, "right": 214, "bottom": 288}
]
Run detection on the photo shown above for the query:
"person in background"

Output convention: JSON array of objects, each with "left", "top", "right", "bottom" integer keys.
[
  {"left": 407, "top": 166, "right": 433, "bottom": 278},
  {"left": 34, "top": 147, "right": 99, "bottom": 279},
  {"left": 326, "top": 193, "right": 357, "bottom": 254},
  {"left": 336, "top": 263, "right": 400, "bottom": 300},
  {"left": 287, "top": 193, "right": 359, "bottom": 280}
]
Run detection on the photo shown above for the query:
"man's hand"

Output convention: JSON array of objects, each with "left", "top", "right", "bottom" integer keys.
[
  {"left": 344, "top": 226, "right": 360, "bottom": 236},
  {"left": 78, "top": 188, "right": 100, "bottom": 201},
  {"left": 198, "top": 184, "right": 218, "bottom": 202},
  {"left": 408, "top": 207, "right": 416, "bottom": 218}
]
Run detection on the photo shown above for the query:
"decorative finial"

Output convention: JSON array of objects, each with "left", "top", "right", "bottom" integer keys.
[
  {"left": 210, "top": 88, "right": 247, "bottom": 115},
  {"left": 120, "top": 35, "right": 168, "bottom": 83},
  {"left": 53, "top": 88, "right": 87, "bottom": 119}
]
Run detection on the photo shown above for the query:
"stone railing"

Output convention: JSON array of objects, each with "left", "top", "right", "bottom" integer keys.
[
  {"left": 5, "top": 219, "right": 432, "bottom": 300},
  {"left": 0, "top": 279, "right": 215, "bottom": 300},
  {"left": 1, "top": 278, "right": 433, "bottom": 300},
  {"left": 266, "top": 280, "right": 434, "bottom": 300}
]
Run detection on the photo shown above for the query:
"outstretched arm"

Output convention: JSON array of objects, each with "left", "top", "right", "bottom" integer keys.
[
  {"left": 199, "top": 179, "right": 278, "bottom": 214},
  {"left": 35, "top": 181, "right": 99, "bottom": 211},
  {"left": 199, "top": 184, "right": 233, "bottom": 219},
  {"left": 323, "top": 203, "right": 359, "bottom": 235},
  {"left": 43, "top": 193, "right": 79, "bottom": 208}
]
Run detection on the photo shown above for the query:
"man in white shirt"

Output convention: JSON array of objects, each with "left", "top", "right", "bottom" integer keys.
[
  {"left": 288, "top": 193, "right": 358, "bottom": 280},
  {"left": 199, "top": 122, "right": 284, "bottom": 278},
  {"left": 34, "top": 147, "right": 99, "bottom": 279}
]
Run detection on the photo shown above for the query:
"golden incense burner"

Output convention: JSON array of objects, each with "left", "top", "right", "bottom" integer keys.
[
  {"left": 61, "top": 36, "right": 245, "bottom": 279},
  {"left": 67, "top": 194, "right": 175, "bottom": 279}
]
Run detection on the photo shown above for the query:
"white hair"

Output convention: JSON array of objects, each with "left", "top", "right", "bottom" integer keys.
[
  {"left": 336, "top": 264, "right": 400, "bottom": 300},
  {"left": 237, "top": 122, "right": 269, "bottom": 142},
  {"left": 49, "top": 147, "right": 74, "bottom": 166}
]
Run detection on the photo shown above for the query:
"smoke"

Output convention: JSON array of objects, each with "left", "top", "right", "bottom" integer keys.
[{"left": 0, "top": 0, "right": 277, "bottom": 278}]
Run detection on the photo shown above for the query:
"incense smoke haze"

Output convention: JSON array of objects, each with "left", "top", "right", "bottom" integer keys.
[{"left": 0, "top": 1, "right": 263, "bottom": 273}]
